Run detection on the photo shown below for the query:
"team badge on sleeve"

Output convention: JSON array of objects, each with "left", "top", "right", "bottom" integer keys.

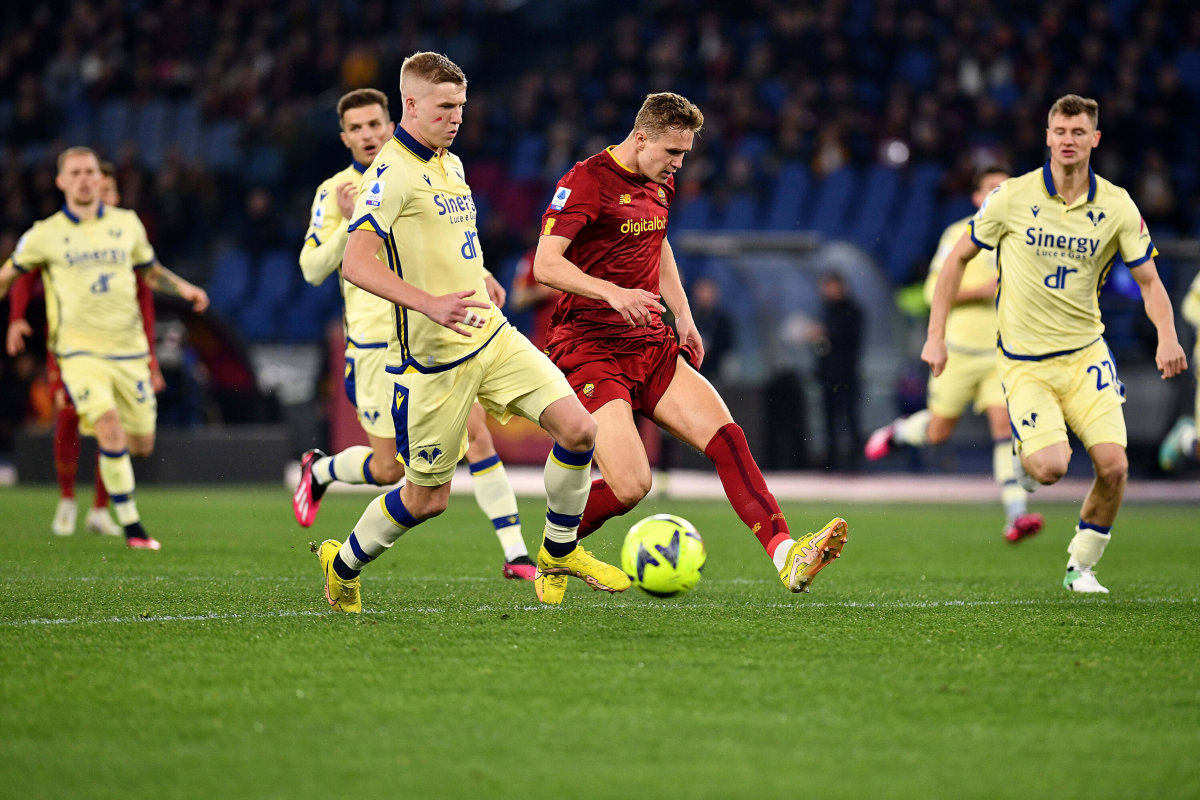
[
  {"left": 550, "top": 186, "right": 571, "bottom": 211},
  {"left": 365, "top": 181, "right": 385, "bottom": 208}
]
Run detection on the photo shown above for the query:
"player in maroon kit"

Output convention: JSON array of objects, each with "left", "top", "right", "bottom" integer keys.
[{"left": 533, "top": 92, "right": 849, "bottom": 595}]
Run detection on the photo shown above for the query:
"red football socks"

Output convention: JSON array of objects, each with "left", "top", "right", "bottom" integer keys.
[
  {"left": 576, "top": 478, "right": 631, "bottom": 540},
  {"left": 704, "top": 422, "right": 790, "bottom": 552},
  {"left": 54, "top": 406, "right": 80, "bottom": 499}
]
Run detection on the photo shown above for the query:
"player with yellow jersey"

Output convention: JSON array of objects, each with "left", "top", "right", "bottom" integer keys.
[
  {"left": 1158, "top": 270, "right": 1200, "bottom": 471},
  {"left": 867, "top": 165, "right": 1043, "bottom": 543},
  {"left": 923, "top": 95, "right": 1186, "bottom": 594},
  {"left": 0, "top": 147, "right": 209, "bottom": 550},
  {"left": 314, "top": 52, "right": 628, "bottom": 612},
  {"left": 292, "top": 88, "right": 536, "bottom": 581}
]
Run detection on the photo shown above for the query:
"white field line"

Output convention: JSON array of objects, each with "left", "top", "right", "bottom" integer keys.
[{"left": 2, "top": 595, "right": 1194, "bottom": 628}]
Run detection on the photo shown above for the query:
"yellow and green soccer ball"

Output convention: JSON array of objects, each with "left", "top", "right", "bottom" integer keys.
[{"left": 621, "top": 514, "right": 706, "bottom": 597}]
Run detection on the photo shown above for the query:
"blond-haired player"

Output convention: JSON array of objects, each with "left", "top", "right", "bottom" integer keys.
[
  {"left": 314, "top": 53, "right": 629, "bottom": 611},
  {"left": 1158, "top": 270, "right": 1200, "bottom": 470},
  {"left": 5, "top": 161, "right": 163, "bottom": 538},
  {"left": 294, "top": 87, "right": 536, "bottom": 580},
  {"left": 867, "top": 164, "right": 1044, "bottom": 543},
  {"left": 922, "top": 95, "right": 1186, "bottom": 593},
  {"left": 0, "top": 147, "right": 209, "bottom": 550}
]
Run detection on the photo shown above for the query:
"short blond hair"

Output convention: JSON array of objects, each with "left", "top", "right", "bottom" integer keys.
[
  {"left": 56, "top": 146, "right": 100, "bottom": 173},
  {"left": 399, "top": 52, "right": 466, "bottom": 96},
  {"left": 1048, "top": 94, "right": 1099, "bottom": 129},
  {"left": 337, "top": 88, "right": 390, "bottom": 127},
  {"left": 633, "top": 93, "right": 704, "bottom": 139}
]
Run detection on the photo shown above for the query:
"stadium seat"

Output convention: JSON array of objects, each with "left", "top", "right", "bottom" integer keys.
[
  {"left": 765, "top": 161, "right": 813, "bottom": 231},
  {"left": 672, "top": 194, "right": 714, "bottom": 231},
  {"left": 133, "top": 100, "right": 170, "bottom": 169},
  {"left": 206, "top": 248, "right": 253, "bottom": 316},
  {"left": 849, "top": 165, "right": 901, "bottom": 255},
  {"left": 809, "top": 167, "right": 858, "bottom": 239},
  {"left": 96, "top": 100, "right": 131, "bottom": 154},
  {"left": 718, "top": 192, "right": 760, "bottom": 231},
  {"left": 249, "top": 249, "right": 298, "bottom": 311},
  {"left": 281, "top": 278, "right": 340, "bottom": 342},
  {"left": 203, "top": 121, "right": 243, "bottom": 171}
]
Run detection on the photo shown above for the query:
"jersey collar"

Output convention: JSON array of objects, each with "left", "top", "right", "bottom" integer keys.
[
  {"left": 61, "top": 202, "right": 105, "bottom": 223},
  {"left": 350, "top": 159, "right": 368, "bottom": 174},
  {"left": 1041, "top": 160, "right": 1096, "bottom": 204},
  {"left": 393, "top": 125, "right": 437, "bottom": 163}
]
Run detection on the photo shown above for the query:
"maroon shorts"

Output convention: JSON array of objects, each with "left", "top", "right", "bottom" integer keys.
[{"left": 548, "top": 331, "right": 689, "bottom": 416}]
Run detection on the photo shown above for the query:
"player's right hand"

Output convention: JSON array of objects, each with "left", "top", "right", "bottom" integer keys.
[
  {"left": 5, "top": 319, "right": 32, "bottom": 356},
  {"left": 920, "top": 337, "right": 948, "bottom": 377},
  {"left": 428, "top": 290, "right": 491, "bottom": 336},
  {"left": 606, "top": 286, "right": 665, "bottom": 327},
  {"left": 336, "top": 181, "right": 358, "bottom": 219}
]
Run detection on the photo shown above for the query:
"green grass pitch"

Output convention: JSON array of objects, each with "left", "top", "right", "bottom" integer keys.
[{"left": 1, "top": 485, "right": 1197, "bottom": 799}]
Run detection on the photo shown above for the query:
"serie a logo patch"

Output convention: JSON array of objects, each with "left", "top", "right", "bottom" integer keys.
[{"left": 365, "top": 181, "right": 385, "bottom": 207}]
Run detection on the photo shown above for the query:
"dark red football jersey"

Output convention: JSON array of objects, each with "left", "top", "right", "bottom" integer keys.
[{"left": 539, "top": 147, "right": 674, "bottom": 346}]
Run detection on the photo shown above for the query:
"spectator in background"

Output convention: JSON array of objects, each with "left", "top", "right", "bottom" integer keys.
[
  {"left": 688, "top": 276, "right": 734, "bottom": 381},
  {"left": 812, "top": 271, "right": 864, "bottom": 471}
]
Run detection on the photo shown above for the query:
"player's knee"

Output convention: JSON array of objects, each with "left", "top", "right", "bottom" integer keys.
[
  {"left": 610, "top": 471, "right": 652, "bottom": 507},
  {"left": 404, "top": 491, "right": 448, "bottom": 520},
  {"left": 370, "top": 457, "right": 405, "bottom": 485},
  {"left": 1094, "top": 455, "right": 1128, "bottom": 488},
  {"left": 128, "top": 437, "right": 154, "bottom": 458},
  {"left": 1028, "top": 459, "right": 1066, "bottom": 485},
  {"left": 556, "top": 413, "right": 597, "bottom": 453}
]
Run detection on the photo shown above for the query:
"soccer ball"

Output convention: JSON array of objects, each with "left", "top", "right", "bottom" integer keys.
[{"left": 621, "top": 514, "right": 706, "bottom": 597}]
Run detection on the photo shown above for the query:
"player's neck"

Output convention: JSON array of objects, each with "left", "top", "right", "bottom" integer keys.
[
  {"left": 400, "top": 120, "right": 441, "bottom": 155},
  {"left": 608, "top": 139, "right": 642, "bottom": 177},
  {"left": 65, "top": 198, "right": 101, "bottom": 220},
  {"left": 1051, "top": 160, "right": 1090, "bottom": 204}
]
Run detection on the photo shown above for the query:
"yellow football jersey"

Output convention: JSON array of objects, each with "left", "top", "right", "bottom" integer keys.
[
  {"left": 300, "top": 161, "right": 395, "bottom": 347},
  {"left": 925, "top": 216, "right": 998, "bottom": 353},
  {"left": 347, "top": 126, "right": 503, "bottom": 372},
  {"left": 1180, "top": 271, "right": 1200, "bottom": 363},
  {"left": 970, "top": 162, "right": 1155, "bottom": 359},
  {"left": 12, "top": 204, "right": 154, "bottom": 358}
]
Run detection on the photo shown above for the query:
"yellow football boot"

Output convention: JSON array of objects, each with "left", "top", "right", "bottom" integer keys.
[
  {"left": 535, "top": 544, "right": 631, "bottom": 605},
  {"left": 778, "top": 517, "right": 848, "bottom": 593},
  {"left": 314, "top": 539, "right": 361, "bottom": 613}
]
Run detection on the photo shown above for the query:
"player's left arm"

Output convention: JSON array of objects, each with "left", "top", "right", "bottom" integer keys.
[
  {"left": 658, "top": 238, "right": 704, "bottom": 367},
  {"left": 1129, "top": 258, "right": 1187, "bottom": 379},
  {"left": 143, "top": 261, "right": 210, "bottom": 314}
]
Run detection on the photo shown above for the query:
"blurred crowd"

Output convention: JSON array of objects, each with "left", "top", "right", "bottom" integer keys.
[{"left": 2, "top": 0, "right": 1199, "bottom": 447}]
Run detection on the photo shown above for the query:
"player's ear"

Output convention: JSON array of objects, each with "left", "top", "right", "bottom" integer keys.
[
  {"left": 387, "top": 121, "right": 397, "bottom": 136},
  {"left": 1093, "top": 129, "right": 1101, "bottom": 148},
  {"left": 339, "top": 131, "right": 350, "bottom": 150}
]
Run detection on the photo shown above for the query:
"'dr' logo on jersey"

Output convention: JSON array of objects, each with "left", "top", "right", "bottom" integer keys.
[{"left": 90, "top": 273, "right": 114, "bottom": 294}]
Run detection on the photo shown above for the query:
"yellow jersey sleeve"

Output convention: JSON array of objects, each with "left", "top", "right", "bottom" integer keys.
[
  {"left": 299, "top": 174, "right": 351, "bottom": 286},
  {"left": 925, "top": 217, "right": 998, "bottom": 352}
]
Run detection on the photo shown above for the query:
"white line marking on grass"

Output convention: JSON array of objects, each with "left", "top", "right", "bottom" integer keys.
[{"left": 2, "top": 596, "right": 1194, "bottom": 628}]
